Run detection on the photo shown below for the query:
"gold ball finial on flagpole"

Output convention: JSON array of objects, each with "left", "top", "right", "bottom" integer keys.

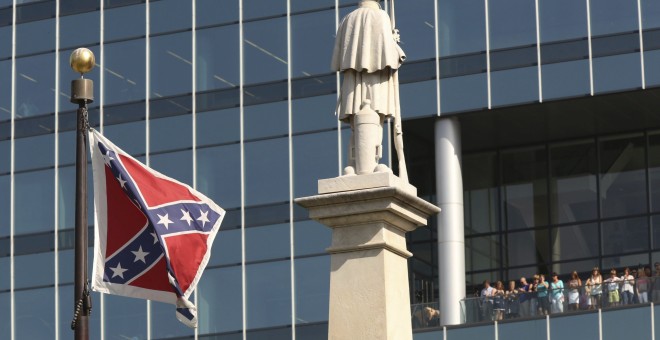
[{"left": 70, "top": 48, "right": 95, "bottom": 76}]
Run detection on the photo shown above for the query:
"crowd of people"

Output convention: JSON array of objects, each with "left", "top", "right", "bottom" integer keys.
[{"left": 475, "top": 263, "right": 660, "bottom": 321}]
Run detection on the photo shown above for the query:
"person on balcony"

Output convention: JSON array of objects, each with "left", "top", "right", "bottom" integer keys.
[
  {"left": 550, "top": 272, "right": 565, "bottom": 314},
  {"left": 620, "top": 267, "right": 635, "bottom": 305},
  {"left": 567, "top": 271, "right": 582, "bottom": 311}
]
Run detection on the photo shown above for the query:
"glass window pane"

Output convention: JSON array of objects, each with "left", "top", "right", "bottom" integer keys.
[
  {"left": 654, "top": 216, "right": 660, "bottom": 250},
  {"left": 551, "top": 223, "right": 599, "bottom": 262},
  {"left": 293, "top": 130, "right": 338, "bottom": 198},
  {"left": 541, "top": 60, "right": 590, "bottom": 100},
  {"left": 491, "top": 67, "right": 538, "bottom": 107},
  {"left": 15, "top": 287, "right": 55, "bottom": 339},
  {"left": 104, "top": 39, "right": 146, "bottom": 105},
  {"left": 149, "top": 115, "right": 191, "bottom": 153},
  {"left": 150, "top": 0, "right": 190, "bottom": 35},
  {"left": 244, "top": 17, "right": 287, "bottom": 85},
  {"left": 438, "top": 0, "right": 486, "bottom": 56},
  {"left": 15, "top": 134, "right": 54, "bottom": 171},
  {"left": 401, "top": 80, "right": 437, "bottom": 119},
  {"left": 103, "top": 120, "right": 146, "bottom": 157},
  {"left": 196, "top": 108, "right": 240, "bottom": 147},
  {"left": 599, "top": 134, "right": 646, "bottom": 218},
  {"left": 549, "top": 140, "right": 598, "bottom": 224},
  {"left": 150, "top": 32, "right": 192, "bottom": 98},
  {"left": 15, "top": 168, "right": 54, "bottom": 235},
  {"left": 291, "top": 10, "right": 335, "bottom": 77},
  {"left": 244, "top": 101, "right": 288, "bottom": 140},
  {"left": 198, "top": 266, "right": 243, "bottom": 334},
  {"left": 246, "top": 260, "right": 292, "bottom": 329},
  {"left": 209, "top": 228, "right": 241, "bottom": 266},
  {"left": 0, "top": 292, "right": 8, "bottom": 339},
  {"left": 648, "top": 132, "right": 660, "bottom": 212},
  {"left": 499, "top": 318, "right": 546, "bottom": 339},
  {"left": 466, "top": 235, "right": 500, "bottom": 271},
  {"left": 549, "top": 312, "right": 599, "bottom": 339},
  {"left": 507, "top": 228, "right": 550, "bottom": 267},
  {"left": 151, "top": 299, "right": 194, "bottom": 338},
  {"left": 16, "top": 18, "right": 55, "bottom": 56},
  {"left": 446, "top": 325, "right": 494, "bottom": 339},
  {"left": 0, "top": 175, "right": 8, "bottom": 236},
  {"left": 15, "top": 53, "right": 55, "bottom": 117},
  {"left": 243, "top": 0, "right": 286, "bottom": 20},
  {"left": 294, "top": 220, "right": 331, "bottom": 257},
  {"left": 246, "top": 223, "right": 290, "bottom": 262},
  {"left": 488, "top": 0, "right": 536, "bottom": 49},
  {"left": 645, "top": 49, "right": 660, "bottom": 87},
  {"left": 0, "top": 60, "right": 10, "bottom": 121},
  {"left": 196, "top": 24, "right": 239, "bottom": 92},
  {"left": 602, "top": 304, "right": 652, "bottom": 339},
  {"left": 502, "top": 147, "right": 548, "bottom": 230},
  {"left": 197, "top": 144, "right": 241, "bottom": 209},
  {"left": 0, "top": 25, "right": 10, "bottom": 60},
  {"left": 603, "top": 252, "right": 649, "bottom": 270},
  {"left": 592, "top": 54, "right": 642, "bottom": 94},
  {"left": 396, "top": 0, "right": 435, "bottom": 60},
  {"left": 14, "top": 252, "right": 54, "bottom": 288},
  {"left": 148, "top": 150, "right": 193, "bottom": 185},
  {"left": 292, "top": 94, "right": 337, "bottom": 133},
  {"left": 463, "top": 152, "right": 498, "bottom": 235},
  {"left": 440, "top": 73, "right": 488, "bottom": 113},
  {"left": 591, "top": 0, "right": 638, "bottom": 36},
  {"left": 104, "top": 4, "right": 145, "bottom": 41},
  {"left": 196, "top": 0, "right": 238, "bottom": 27},
  {"left": 602, "top": 217, "right": 648, "bottom": 256},
  {"left": 103, "top": 294, "right": 147, "bottom": 339},
  {"left": 539, "top": 0, "right": 588, "bottom": 42},
  {"left": 60, "top": 11, "right": 99, "bottom": 51},
  {"left": 245, "top": 137, "right": 289, "bottom": 206},
  {"left": 295, "top": 256, "right": 330, "bottom": 324}
]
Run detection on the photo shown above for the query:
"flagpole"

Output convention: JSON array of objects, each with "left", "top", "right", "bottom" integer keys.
[{"left": 69, "top": 48, "right": 95, "bottom": 340}]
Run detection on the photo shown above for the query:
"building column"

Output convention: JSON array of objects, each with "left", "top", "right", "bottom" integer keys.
[{"left": 434, "top": 117, "right": 466, "bottom": 326}]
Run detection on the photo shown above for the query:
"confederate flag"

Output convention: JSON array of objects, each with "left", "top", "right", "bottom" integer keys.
[{"left": 89, "top": 129, "right": 224, "bottom": 328}]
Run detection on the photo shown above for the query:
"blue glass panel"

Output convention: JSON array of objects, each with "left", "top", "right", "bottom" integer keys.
[
  {"left": 550, "top": 312, "right": 599, "bottom": 339},
  {"left": 291, "top": 10, "right": 335, "bottom": 77},
  {"left": 414, "top": 330, "right": 443, "bottom": 340},
  {"left": 149, "top": 149, "right": 193, "bottom": 185},
  {"left": 151, "top": 299, "right": 194, "bottom": 338},
  {"left": 198, "top": 266, "right": 243, "bottom": 333},
  {"left": 196, "top": 24, "right": 239, "bottom": 92},
  {"left": 149, "top": 115, "right": 191, "bottom": 153},
  {"left": 243, "top": 0, "right": 286, "bottom": 20},
  {"left": 446, "top": 324, "right": 494, "bottom": 340},
  {"left": 295, "top": 256, "right": 330, "bottom": 324},
  {"left": 15, "top": 168, "right": 54, "bottom": 234},
  {"left": 103, "top": 39, "right": 146, "bottom": 105},
  {"left": 196, "top": 0, "right": 238, "bottom": 27},
  {"left": 293, "top": 130, "right": 338, "bottom": 198},
  {"left": 401, "top": 80, "right": 436, "bottom": 118},
  {"left": 291, "top": 94, "right": 337, "bottom": 133},
  {"left": 150, "top": 0, "right": 191, "bottom": 34},
  {"left": 245, "top": 137, "right": 289, "bottom": 206},
  {"left": 197, "top": 144, "right": 241, "bottom": 209},
  {"left": 645, "top": 49, "right": 660, "bottom": 87},
  {"left": 291, "top": 0, "right": 336, "bottom": 11},
  {"left": 602, "top": 217, "right": 648, "bottom": 256},
  {"left": 542, "top": 60, "right": 590, "bottom": 100},
  {"left": 0, "top": 292, "right": 8, "bottom": 339},
  {"left": 440, "top": 73, "right": 488, "bottom": 113},
  {"left": 489, "top": 0, "right": 536, "bottom": 50},
  {"left": 244, "top": 101, "right": 288, "bottom": 140},
  {"left": 196, "top": 107, "right": 240, "bottom": 147},
  {"left": 208, "top": 228, "right": 241, "bottom": 266},
  {"left": 539, "top": 0, "right": 588, "bottom": 42},
  {"left": 246, "top": 223, "right": 290, "bottom": 262},
  {"left": 14, "top": 252, "right": 55, "bottom": 288},
  {"left": 491, "top": 66, "right": 538, "bottom": 107},
  {"left": 104, "top": 4, "right": 145, "bottom": 41},
  {"left": 16, "top": 18, "right": 55, "bottom": 56},
  {"left": 15, "top": 134, "right": 54, "bottom": 171},
  {"left": 104, "top": 294, "right": 147, "bottom": 339},
  {"left": 0, "top": 175, "right": 7, "bottom": 236},
  {"left": 602, "top": 306, "right": 652, "bottom": 340},
  {"left": 15, "top": 287, "right": 55, "bottom": 339},
  {"left": 643, "top": 1, "right": 660, "bottom": 29},
  {"left": 438, "top": 0, "right": 486, "bottom": 56},
  {"left": 103, "top": 120, "right": 146, "bottom": 156},
  {"left": 593, "top": 53, "right": 642, "bottom": 93},
  {"left": 244, "top": 17, "right": 287, "bottom": 85},
  {"left": 499, "top": 318, "right": 546, "bottom": 338},
  {"left": 396, "top": 0, "right": 435, "bottom": 60},
  {"left": 655, "top": 305, "right": 660, "bottom": 336},
  {"left": 0, "top": 25, "right": 9, "bottom": 60},
  {"left": 294, "top": 220, "right": 331, "bottom": 256},
  {"left": 60, "top": 10, "right": 99, "bottom": 50},
  {"left": 15, "top": 53, "right": 55, "bottom": 117},
  {"left": 0, "top": 257, "right": 8, "bottom": 290},
  {"left": 246, "top": 260, "right": 292, "bottom": 328},
  {"left": 150, "top": 32, "right": 192, "bottom": 98},
  {"left": 0, "top": 60, "right": 9, "bottom": 121},
  {"left": 57, "top": 249, "right": 73, "bottom": 285},
  {"left": 590, "top": 0, "right": 638, "bottom": 35}
]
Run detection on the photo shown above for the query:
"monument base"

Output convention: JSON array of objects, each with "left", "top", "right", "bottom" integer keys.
[{"left": 296, "top": 176, "right": 439, "bottom": 340}]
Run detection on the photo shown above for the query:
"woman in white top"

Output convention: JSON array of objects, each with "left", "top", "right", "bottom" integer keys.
[
  {"left": 620, "top": 267, "right": 635, "bottom": 305},
  {"left": 567, "top": 271, "right": 582, "bottom": 311}
]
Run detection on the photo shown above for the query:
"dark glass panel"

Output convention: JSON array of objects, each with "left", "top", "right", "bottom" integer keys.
[
  {"left": 440, "top": 53, "right": 487, "bottom": 78},
  {"left": 57, "top": 166, "right": 74, "bottom": 230},
  {"left": 150, "top": 32, "right": 192, "bottom": 98},
  {"left": 502, "top": 146, "right": 548, "bottom": 230},
  {"left": 400, "top": 80, "right": 437, "bottom": 119},
  {"left": 291, "top": 10, "right": 335, "bottom": 78},
  {"left": 541, "top": 60, "right": 590, "bottom": 100},
  {"left": 244, "top": 17, "right": 287, "bottom": 85},
  {"left": 550, "top": 258, "right": 599, "bottom": 278},
  {"left": 602, "top": 252, "right": 648, "bottom": 269},
  {"left": 539, "top": 0, "right": 588, "bottom": 42},
  {"left": 102, "top": 120, "right": 146, "bottom": 157},
  {"left": 15, "top": 53, "right": 55, "bottom": 117},
  {"left": 13, "top": 230, "right": 53, "bottom": 256},
  {"left": 151, "top": 299, "right": 194, "bottom": 339},
  {"left": 396, "top": 0, "right": 435, "bottom": 60},
  {"left": 541, "top": 39, "right": 589, "bottom": 65},
  {"left": 507, "top": 228, "right": 550, "bottom": 267},
  {"left": 14, "top": 252, "right": 54, "bottom": 289},
  {"left": 591, "top": 32, "right": 640, "bottom": 58},
  {"left": 149, "top": 114, "right": 191, "bottom": 153},
  {"left": 602, "top": 217, "right": 648, "bottom": 256},
  {"left": 463, "top": 152, "right": 498, "bottom": 235},
  {"left": 103, "top": 39, "right": 146, "bottom": 105},
  {"left": 0, "top": 59, "right": 9, "bottom": 122},
  {"left": 103, "top": 294, "right": 147, "bottom": 339},
  {"left": 244, "top": 137, "right": 289, "bottom": 206},
  {"left": 59, "top": 10, "right": 99, "bottom": 50},
  {"left": 197, "top": 144, "right": 241, "bottom": 209},
  {"left": 590, "top": 0, "right": 638, "bottom": 35},
  {"left": 466, "top": 235, "right": 500, "bottom": 271},
  {"left": 653, "top": 215, "right": 660, "bottom": 250},
  {"left": 599, "top": 134, "right": 646, "bottom": 218},
  {"left": 246, "top": 260, "right": 292, "bottom": 329},
  {"left": 490, "top": 46, "right": 536, "bottom": 71},
  {"left": 296, "top": 323, "right": 329, "bottom": 340},
  {"left": 549, "top": 312, "right": 599, "bottom": 339},
  {"left": 550, "top": 223, "right": 599, "bottom": 262},
  {"left": 60, "top": 0, "right": 97, "bottom": 16},
  {"left": 491, "top": 67, "right": 538, "bottom": 107},
  {"left": 0, "top": 26, "right": 10, "bottom": 60},
  {"left": 196, "top": 24, "right": 239, "bottom": 92},
  {"left": 246, "top": 223, "right": 290, "bottom": 262},
  {"left": 15, "top": 287, "right": 55, "bottom": 339},
  {"left": 0, "top": 175, "right": 7, "bottom": 236},
  {"left": 15, "top": 1, "right": 54, "bottom": 25},
  {"left": 148, "top": 149, "right": 193, "bottom": 185},
  {"left": 198, "top": 267, "right": 243, "bottom": 333},
  {"left": 488, "top": 0, "right": 536, "bottom": 49},
  {"left": 650, "top": 132, "right": 660, "bottom": 212},
  {"left": 243, "top": 0, "right": 286, "bottom": 20},
  {"left": 291, "top": 94, "right": 337, "bottom": 133},
  {"left": 645, "top": 49, "right": 660, "bottom": 87},
  {"left": 208, "top": 228, "right": 241, "bottom": 266},
  {"left": 438, "top": 0, "right": 486, "bottom": 56},
  {"left": 549, "top": 140, "right": 598, "bottom": 224},
  {"left": 244, "top": 202, "right": 290, "bottom": 228},
  {"left": 295, "top": 256, "right": 330, "bottom": 324},
  {"left": 14, "top": 168, "right": 54, "bottom": 235},
  {"left": 150, "top": 0, "right": 191, "bottom": 34},
  {"left": 244, "top": 101, "right": 288, "bottom": 140},
  {"left": 294, "top": 220, "right": 331, "bottom": 256},
  {"left": 104, "top": 3, "right": 144, "bottom": 42},
  {"left": 439, "top": 73, "right": 488, "bottom": 113},
  {"left": 15, "top": 133, "right": 53, "bottom": 171},
  {"left": 196, "top": 0, "right": 238, "bottom": 27},
  {"left": 293, "top": 130, "right": 338, "bottom": 198}
]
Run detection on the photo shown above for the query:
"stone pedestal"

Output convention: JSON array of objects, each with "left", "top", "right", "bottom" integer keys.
[{"left": 295, "top": 172, "right": 440, "bottom": 340}]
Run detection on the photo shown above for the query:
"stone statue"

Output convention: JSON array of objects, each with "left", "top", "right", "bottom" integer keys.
[{"left": 331, "top": 0, "right": 408, "bottom": 182}]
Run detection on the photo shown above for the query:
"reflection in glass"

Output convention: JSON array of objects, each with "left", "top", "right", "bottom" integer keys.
[
  {"left": 550, "top": 223, "right": 599, "bottom": 262},
  {"left": 150, "top": 0, "right": 191, "bottom": 35},
  {"left": 245, "top": 137, "right": 289, "bottom": 206},
  {"left": 15, "top": 18, "right": 55, "bottom": 56},
  {"left": 601, "top": 217, "right": 648, "bottom": 256},
  {"left": 196, "top": 24, "right": 239, "bottom": 92},
  {"left": 463, "top": 152, "right": 498, "bottom": 235},
  {"left": 196, "top": 0, "right": 238, "bottom": 27},
  {"left": 502, "top": 147, "right": 548, "bottom": 230},
  {"left": 151, "top": 32, "right": 192, "bottom": 98},
  {"left": 244, "top": 17, "right": 287, "bottom": 85},
  {"left": 60, "top": 10, "right": 99, "bottom": 50},
  {"left": 15, "top": 168, "right": 53, "bottom": 234},
  {"left": 599, "top": 134, "right": 646, "bottom": 218},
  {"left": 246, "top": 260, "right": 291, "bottom": 329},
  {"left": 396, "top": 0, "right": 435, "bottom": 60},
  {"left": 15, "top": 53, "right": 55, "bottom": 117},
  {"left": 104, "top": 39, "right": 146, "bottom": 105},
  {"left": 197, "top": 144, "right": 241, "bottom": 209},
  {"left": 439, "top": 73, "right": 488, "bottom": 113},
  {"left": 15, "top": 287, "right": 55, "bottom": 339},
  {"left": 0, "top": 60, "right": 9, "bottom": 121},
  {"left": 602, "top": 252, "right": 648, "bottom": 269},
  {"left": 466, "top": 235, "right": 500, "bottom": 272},
  {"left": 507, "top": 228, "right": 550, "bottom": 267},
  {"left": 291, "top": 10, "right": 335, "bottom": 77},
  {"left": 488, "top": 0, "right": 536, "bottom": 50},
  {"left": 104, "top": 4, "right": 145, "bottom": 42},
  {"left": 438, "top": 0, "right": 486, "bottom": 56},
  {"left": 295, "top": 256, "right": 330, "bottom": 324},
  {"left": 549, "top": 140, "right": 598, "bottom": 224},
  {"left": 291, "top": 94, "right": 337, "bottom": 133}
]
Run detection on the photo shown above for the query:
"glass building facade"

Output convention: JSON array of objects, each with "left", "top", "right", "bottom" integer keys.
[{"left": 2, "top": 0, "right": 660, "bottom": 339}]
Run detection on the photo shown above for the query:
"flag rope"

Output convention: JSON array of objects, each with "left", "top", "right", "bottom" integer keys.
[{"left": 70, "top": 281, "right": 92, "bottom": 330}]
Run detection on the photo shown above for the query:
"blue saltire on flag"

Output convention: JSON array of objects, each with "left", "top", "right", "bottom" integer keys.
[{"left": 89, "top": 129, "right": 224, "bottom": 328}]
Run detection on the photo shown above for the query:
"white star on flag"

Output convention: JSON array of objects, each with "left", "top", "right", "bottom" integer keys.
[
  {"left": 103, "top": 152, "right": 114, "bottom": 166},
  {"left": 157, "top": 213, "right": 173, "bottom": 229},
  {"left": 197, "top": 210, "right": 210, "bottom": 227},
  {"left": 110, "top": 263, "right": 128, "bottom": 279},
  {"left": 116, "top": 173, "right": 127, "bottom": 188},
  {"left": 132, "top": 246, "right": 149, "bottom": 263},
  {"left": 180, "top": 209, "right": 194, "bottom": 226},
  {"left": 150, "top": 232, "right": 159, "bottom": 244}
]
